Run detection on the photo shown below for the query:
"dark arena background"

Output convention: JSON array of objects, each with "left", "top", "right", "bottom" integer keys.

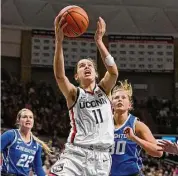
[{"left": 1, "top": 0, "right": 178, "bottom": 175}]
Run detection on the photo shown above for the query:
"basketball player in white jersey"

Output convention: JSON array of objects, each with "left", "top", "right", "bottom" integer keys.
[{"left": 50, "top": 15, "right": 118, "bottom": 176}]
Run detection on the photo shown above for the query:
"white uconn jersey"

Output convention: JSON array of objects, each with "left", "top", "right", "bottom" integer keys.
[{"left": 67, "top": 85, "right": 114, "bottom": 149}]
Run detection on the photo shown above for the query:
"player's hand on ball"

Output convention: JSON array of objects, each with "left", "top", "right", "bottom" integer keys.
[
  {"left": 94, "top": 17, "right": 106, "bottom": 42},
  {"left": 124, "top": 127, "right": 135, "bottom": 141},
  {"left": 54, "top": 14, "right": 67, "bottom": 43}
]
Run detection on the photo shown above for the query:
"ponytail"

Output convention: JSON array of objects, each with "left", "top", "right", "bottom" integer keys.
[{"left": 32, "top": 133, "right": 52, "bottom": 155}]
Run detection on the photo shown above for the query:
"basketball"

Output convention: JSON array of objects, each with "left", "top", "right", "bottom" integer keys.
[{"left": 58, "top": 5, "right": 89, "bottom": 37}]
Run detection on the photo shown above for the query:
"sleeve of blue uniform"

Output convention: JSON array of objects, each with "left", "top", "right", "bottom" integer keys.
[
  {"left": 1, "top": 130, "right": 15, "bottom": 151},
  {"left": 33, "top": 145, "right": 46, "bottom": 176}
]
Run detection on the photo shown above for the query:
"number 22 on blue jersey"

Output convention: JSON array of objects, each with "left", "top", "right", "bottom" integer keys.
[{"left": 16, "top": 154, "right": 34, "bottom": 167}]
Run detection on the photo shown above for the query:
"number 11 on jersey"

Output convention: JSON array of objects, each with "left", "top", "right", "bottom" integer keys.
[{"left": 92, "top": 109, "right": 103, "bottom": 124}]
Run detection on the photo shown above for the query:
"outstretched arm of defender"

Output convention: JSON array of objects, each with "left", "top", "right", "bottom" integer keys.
[
  {"left": 157, "top": 140, "right": 178, "bottom": 155},
  {"left": 54, "top": 14, "right": 77, "bottom": 107},
  {"left": 95, "top": 17, "right": 118, "bottom": 95}
]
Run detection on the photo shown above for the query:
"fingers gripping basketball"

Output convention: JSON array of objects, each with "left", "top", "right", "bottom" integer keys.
[{"left": 58, "top": 5, "right": 89, "bottom": 37}]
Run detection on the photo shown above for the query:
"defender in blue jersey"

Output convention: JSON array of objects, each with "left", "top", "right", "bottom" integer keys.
[
  {"left": 1, "top": 108, "right": 51, "bottom": 176},
  {"left": 110, "top": 80, "right": 163, "bottom": 176}
]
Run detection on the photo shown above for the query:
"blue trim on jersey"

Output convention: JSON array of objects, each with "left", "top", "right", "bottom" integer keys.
[
  {"left": 114, "top": 114, "right": 131, "bottom": 132},
  {"left": 111, "top": 114, "right": 143, "bottom": 176},
  {"left": 1, "top": 129, "right": 45, "bottom": 176}
]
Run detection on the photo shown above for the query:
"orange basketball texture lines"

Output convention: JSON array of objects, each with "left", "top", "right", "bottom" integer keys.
[{"left": 58, "top": 6, "right": 89, "bottom": 37}]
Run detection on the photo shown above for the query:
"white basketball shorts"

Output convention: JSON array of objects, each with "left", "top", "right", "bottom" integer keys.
[{"left": 50, "top": 143, "right": 112, "bottom": 176}]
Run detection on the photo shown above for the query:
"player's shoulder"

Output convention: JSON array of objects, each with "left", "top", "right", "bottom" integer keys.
[
  {"left": 129, "top": 114, "right": 141, "bottom": 122},
  {"left": 135, "top": 119, "right": 149, "bottom": 134},
  {"left": 129, "top": 114, "right": 141, "bottom": 131},
  {"left": 77, "top": 86, "right": 85, "bottom": 95},
  {"left": 97, "top": 84, "right": 106, "bottom": 93},
  {"left": 1, "top": 129, "right": 16, "bottom": 136},
  {"left": 1, "top": 129, "right": 17, "bottom": 146}
]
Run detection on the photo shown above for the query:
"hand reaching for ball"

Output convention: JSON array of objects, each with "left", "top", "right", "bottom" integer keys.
[
  {"left": 94, "top": 17, "right": 106, "bottom": 43},
  {"left": 55, "top": 6, "right": 89, "bottom": 38},
  {"left": 54, "top": 14, "right": 67, "bottom": 43}
]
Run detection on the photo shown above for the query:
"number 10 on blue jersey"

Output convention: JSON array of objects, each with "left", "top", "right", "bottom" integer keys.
[{"left": 110, "top": 141, "right": 126, "bottom": 155}]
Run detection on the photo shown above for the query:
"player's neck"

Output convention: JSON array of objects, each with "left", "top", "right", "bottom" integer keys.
[
  {"left": 19, "top": 128, "right": 31, "bottom": 142},
  {"left": 80, "top": 81, "right": 96, "bottom": 92},
  {"left": 114, "top": 111, "right": 129, "bottom": 127}
]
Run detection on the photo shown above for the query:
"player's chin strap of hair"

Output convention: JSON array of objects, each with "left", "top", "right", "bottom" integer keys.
[{"left": 105, "top": 54, "right": 115, "bottom": 66}]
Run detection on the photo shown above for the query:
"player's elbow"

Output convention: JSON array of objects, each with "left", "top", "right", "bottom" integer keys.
[
  {"left": 34, "top": 166, "right": 46, "bottom": 176},
  {"left": 110, "top": 68, "right": 119, "bottom": 77},
  {"left": 149, "top": 151, "right": 163, "bottom": 158},
  {"left": 156, "top": 151, "right": 163, "bottom": 158},
  {"left": 108, "top": 71, "right": 119, "bottom": 82},
  {"left": 54, "top": 74, "right": 66, "bottom": 82}
]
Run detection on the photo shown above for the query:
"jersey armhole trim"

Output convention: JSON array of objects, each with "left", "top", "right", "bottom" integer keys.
[
  {"left": 36, "top": 142, "right": 39, "bottom": 150},
  {"left": 68, "top": 87, "right": 80, "bottom": 110},
  {"left": 133, "top": 117, "right": 138, "bottom": 135},
  {"left": 7, "top": 129, "right": 17, "bottom": 149},
  {"left": 98, "top": 85, "right": 106, "bottom": 94},
  {"left": 98, "top": 85, "right": 112, "bottom": 103}
]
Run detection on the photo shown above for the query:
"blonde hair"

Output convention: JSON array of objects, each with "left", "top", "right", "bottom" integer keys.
[
  {"left": 16, "top": 108, "right": 52, "bottom": 155},
  {"left": 31, "top": 134, "right": 52, "bottom": 155},
  {"left": 112, "top": 80, "right": 133, "bottom": 108},
  {"left": 112, "top": 80, "right": 132, "bottom": 96}
]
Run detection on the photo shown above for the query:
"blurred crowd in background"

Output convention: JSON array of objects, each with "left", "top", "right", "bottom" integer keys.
[
  {"left": 1, "top": 79, "right": 70, "bottom": 138},
  {"left": 1, "top": 78, "right": 178, "bottom": 176}
]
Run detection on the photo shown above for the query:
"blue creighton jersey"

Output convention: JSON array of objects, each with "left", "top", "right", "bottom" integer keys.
[
  {"left": 1, "top": 129, "right": 44, "bottom": 176},
  {"left": 110, "top": 114, "right": 142, "bottom": 176}
]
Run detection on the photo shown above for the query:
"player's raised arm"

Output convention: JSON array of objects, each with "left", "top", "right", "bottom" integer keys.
[
  {"left": 54, "top": 14, "right": 77, "bottom": 107},
  {"left": 95, "top": 17, "right": 118, "bottom": 95}
]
